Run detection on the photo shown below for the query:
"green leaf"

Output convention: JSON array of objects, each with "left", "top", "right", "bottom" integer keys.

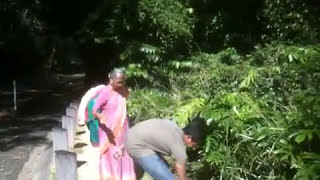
[
  {"left": 307, "top": 131, "right": 313, "bottom": 141},
  {"left": 205, "top": 139, "right": 211, "bottom": 153},
  {"left": 295, "top": 133, "right": 306, "bottom": 144},
  {"left": 288, "top": 54, "right": 293, "bottom": 62},
  {"left": 280, "top": 154, "right": 289, "bottom": 161}
]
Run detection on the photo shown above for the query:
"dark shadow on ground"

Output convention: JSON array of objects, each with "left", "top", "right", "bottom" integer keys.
[
  {"left": 0, "top": 93, "right": 66, "bottom": 152},
  {"left": 0, "top": 74, "right": 88, "bottom": 180},
  {"left": 74, "top": 142, "right": 88, "bottom": 148},
  {"left": 0, "top": 118, "right": 59, "bottom": 151},
  {"left": 134, "top": 162, "right": 145, "bottom": 180},
  {"left": 76, "top": 131, "right": 86, "bottom": 135},
  {"left": 0, "top": 76, "right": 86, "bottom": 152},
  {"left": 77, "top": 160, "right": 87, "bottom": 168}
]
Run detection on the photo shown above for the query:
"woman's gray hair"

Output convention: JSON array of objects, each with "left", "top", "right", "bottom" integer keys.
[{"left": 109, "top": 68, "right": 127, "bottom": 79}]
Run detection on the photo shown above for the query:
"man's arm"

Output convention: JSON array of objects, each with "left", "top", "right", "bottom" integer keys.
[{"left": 174, "top": 161, "right": 187, "bottom": 180}]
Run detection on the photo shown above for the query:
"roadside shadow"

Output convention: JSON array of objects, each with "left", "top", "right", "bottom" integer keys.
[
  {"left": 0, "top": 117, "right": 60, "bottom": 152},
  {"left": 76, "top": 131, "right": 86, "bottom": 135},
  {"left": 0, "top": 88, "right": 69, "bottom": 152},
  {"left": 0, "top": 80, "right": 87, "bottom": 152},
  {"left": 74, "top": 142, "right": 88, "bottom": 148},
  {"left": 77, "top": 160, "right": 87, "bottom": 168}
]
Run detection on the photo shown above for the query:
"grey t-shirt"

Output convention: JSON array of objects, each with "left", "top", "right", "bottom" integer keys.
[{"left": 125, "top": 118, "right": 187, "bottom": 163}]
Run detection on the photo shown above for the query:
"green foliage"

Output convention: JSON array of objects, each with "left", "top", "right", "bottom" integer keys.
[
  {"left": 120, "top": 42, "right": 163, "bottom": 63},
  {"left": 4, "top": 0, "right": 319, "bottom": 179},
  {"left": 127, "top": 44, "right": 320, "bottom": 179},
  {"left": 174, "top": 98, "right": 205, "bottom": 126},
  {"left": 139, "top": 0, "right": 194, "bottom": 35},
  {"left": 261, "top": 0, "right": 320, "bottom": 43},
  {"left": 128, "top": 88, "right": 176, "bottom": 123},
  {"left": 126, "top": 63, "right": 149, "bottom": 79},
  {"left": 138, "top": 0, "right": 194, "bottom": 48}
]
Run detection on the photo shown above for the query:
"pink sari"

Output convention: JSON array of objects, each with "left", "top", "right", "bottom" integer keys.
[{"left": 93, "top": 85, "right": 136, "bottom": 180}]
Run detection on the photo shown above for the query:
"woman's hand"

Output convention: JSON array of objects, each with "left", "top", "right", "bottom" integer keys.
[
  {"left": 99, "top": 115, "right": 107, "bottom": 124},
  {"left": 95, "top": 112, "right": 107, "bottom": 124},
  {"left": 113, "top": 148, "right": 122, "bottom": 159},
  {"left": 112, "top": 145, "right": 124, "bottom": 159}
]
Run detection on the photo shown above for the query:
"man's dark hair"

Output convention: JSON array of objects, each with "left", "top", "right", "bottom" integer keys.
[{"left": 182, "top": 116, "right": 206, "bottom": 145}]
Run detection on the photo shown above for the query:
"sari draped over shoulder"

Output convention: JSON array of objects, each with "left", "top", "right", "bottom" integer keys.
[
  {"left": 77, "top": 85, "right": 106, "bottom": 125},
  {"left": 93, "top": 85, "right": 136, "bottom": 180}
]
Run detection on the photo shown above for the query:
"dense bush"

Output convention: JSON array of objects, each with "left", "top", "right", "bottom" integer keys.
[{"left": 126, "top": 44, "right": 320, "bottom": 179}]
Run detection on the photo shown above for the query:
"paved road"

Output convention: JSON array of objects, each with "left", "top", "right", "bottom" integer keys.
[
  {"left": 0, "top": 145, "right": 34, "bottom": 180},
  {"left": 0, "top": 77, "right": 85, "bottom": 180}
]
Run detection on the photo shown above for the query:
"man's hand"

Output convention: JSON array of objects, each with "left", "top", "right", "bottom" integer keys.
[{"left": 174, "top": 161, "right": 187, "bottom": 180}]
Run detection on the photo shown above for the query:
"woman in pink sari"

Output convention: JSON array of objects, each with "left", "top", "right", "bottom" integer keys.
[{"left": 92, "top": 68, "right": 136, "bottom": 180}]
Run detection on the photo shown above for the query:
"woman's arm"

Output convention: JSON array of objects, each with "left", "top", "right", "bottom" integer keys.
[{"left": 92, "top": 87, "right": 110, "bottom": 124}]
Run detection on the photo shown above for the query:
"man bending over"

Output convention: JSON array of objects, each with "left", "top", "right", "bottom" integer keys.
[{"left": 125, "top": 117, "right": 205, "bottom": 180}]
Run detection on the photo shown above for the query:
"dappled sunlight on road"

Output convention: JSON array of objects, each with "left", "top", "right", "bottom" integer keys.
[{"left": 74, "top": 125, "right": 100, "bottom": 180}]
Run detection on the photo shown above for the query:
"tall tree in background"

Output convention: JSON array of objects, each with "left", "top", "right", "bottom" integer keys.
[{"left": 1, "top": 0, "right": 319, "bottom": 82}]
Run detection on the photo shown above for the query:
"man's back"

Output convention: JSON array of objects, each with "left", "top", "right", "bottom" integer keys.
[{"left": 125, "top": 118, "right": 187, "bottom": 162}]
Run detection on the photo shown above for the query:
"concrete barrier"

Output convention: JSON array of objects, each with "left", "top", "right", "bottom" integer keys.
[
  {"left": 62, "top": 115, "right": 75, "bottom": 149},
  {"left": 55, "top": 150, "right": 77, "bottom": 180}
]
